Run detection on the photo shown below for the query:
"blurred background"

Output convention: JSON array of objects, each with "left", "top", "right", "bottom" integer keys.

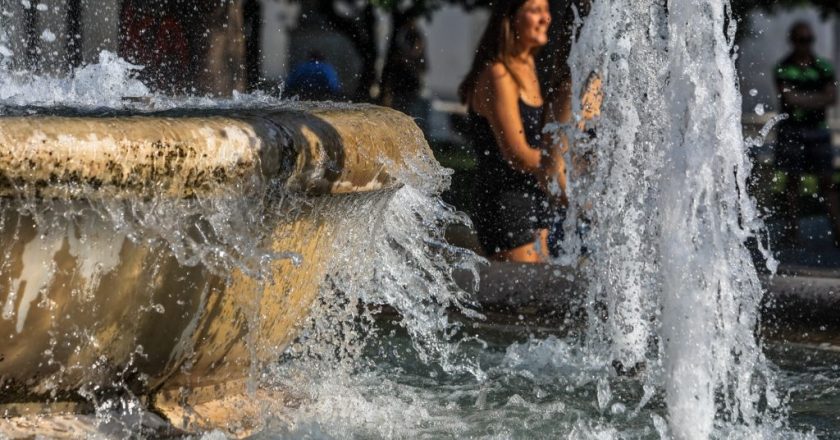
[{"left": 2, "top": 0, "right": 840, "bottom": 269}]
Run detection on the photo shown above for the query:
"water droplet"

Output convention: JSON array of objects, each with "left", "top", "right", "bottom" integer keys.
[
  {"left": 749, "top": 88, "right": 758, "bottom": 97},
  {"left": 39, "top": 29, "right": 55, "bottom": 42},
  {"left": 754, "top": 103, "right": 765, "bottom": 116}
]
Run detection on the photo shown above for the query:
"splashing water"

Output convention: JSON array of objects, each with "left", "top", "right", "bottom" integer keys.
[
  {"left": 0, "top": 51, "right": 151, "bottom": 107},
  {"left": 0, "top": 48, "right": 292, "bottom": 111},
  {"left": 559, "top": 0, "right": 791, "bottom": 437},
  {"left": 0, "top": 20, "right": 485, "bottom": 434},
  {"left": 1, "top": 2, "right": 834, "bottom": 438}
]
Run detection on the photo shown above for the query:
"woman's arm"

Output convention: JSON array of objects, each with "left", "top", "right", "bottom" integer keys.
[{"left": 781, "top": 82, "right": 837, "bottom": 110}]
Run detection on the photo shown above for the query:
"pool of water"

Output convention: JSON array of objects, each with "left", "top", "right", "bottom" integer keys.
[
  {"left": 772, "top": 343, "right": 840, "bottom": 439},
  {"left": 2, "top": 315, "right": 836, "bottom": 438},
  {"left": 253, "top": 317, "right": 840, "bottom": 439}
]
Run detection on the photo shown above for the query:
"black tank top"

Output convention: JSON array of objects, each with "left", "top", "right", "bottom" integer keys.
[{"left": 467, "top": 99, "right": 545, "bottom": 197}]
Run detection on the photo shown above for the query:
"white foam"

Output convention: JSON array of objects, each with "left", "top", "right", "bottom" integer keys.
[
  {"left": 0, "top": 51, "right": 150, "bottom": 108},
  {"left": 560, "top": 0, "right": 786, "bottom": 436}
]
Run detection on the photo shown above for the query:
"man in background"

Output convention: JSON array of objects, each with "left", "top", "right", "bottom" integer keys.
[{"left": 775, "top": 21, "right": 839, "bottom": 245}]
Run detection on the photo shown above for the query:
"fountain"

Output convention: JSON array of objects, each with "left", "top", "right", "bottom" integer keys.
[
  {"left": 0, "top": 101, "right": 474, "bottom": 431},
  {"left": 1, "top": 0, "right": 840, "bottom": 438}
]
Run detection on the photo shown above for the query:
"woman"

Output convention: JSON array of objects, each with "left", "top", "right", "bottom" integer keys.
[{"left": 459, "top": 0, "right": 564, "bottom": 262}]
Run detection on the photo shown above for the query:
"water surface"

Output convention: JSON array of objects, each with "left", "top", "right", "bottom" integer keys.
[{"left": 260, "top": 317, "right": 839, "bottom": 439}]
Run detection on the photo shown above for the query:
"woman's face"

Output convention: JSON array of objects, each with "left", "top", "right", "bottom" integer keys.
[{"left": 513, "top": 0, "right": 551, "bottom": 50}]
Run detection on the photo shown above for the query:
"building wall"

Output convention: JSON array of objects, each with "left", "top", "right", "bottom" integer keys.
[
  {"left": 423, "top": 5, "right": 490, "bottom": 101},
  {"left": 260, "top": 0, "right": 297, "bottom": 81}
]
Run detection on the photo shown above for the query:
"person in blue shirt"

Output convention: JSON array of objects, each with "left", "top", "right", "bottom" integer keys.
[{"left": 285, "top": 51, "right": 342, "bottom": 101}]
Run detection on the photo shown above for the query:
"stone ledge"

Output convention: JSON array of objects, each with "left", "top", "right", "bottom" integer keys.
[
  {"left": 0, "top": 104, "right": 429, "bottom": 198},
  {"left": 455, "top": 262, "right": 840, "bottom": 330}
]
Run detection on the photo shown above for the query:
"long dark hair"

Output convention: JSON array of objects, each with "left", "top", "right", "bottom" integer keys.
[{"left": 458, "top": 0, "right": 532, "bottom": 104}]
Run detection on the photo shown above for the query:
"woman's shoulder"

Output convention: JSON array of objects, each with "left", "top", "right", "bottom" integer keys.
[
  {"left": 481, "top": 61, "right": 513, "bottom": 81},
  {"left": 476, "top": 61, "right": 518, "bottom": 93},
  {"left": 471, "top": 61, "right": 519, "bottom": 112}
]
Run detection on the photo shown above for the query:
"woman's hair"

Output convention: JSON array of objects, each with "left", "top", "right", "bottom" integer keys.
[{"left": 458, "top": 0, "right": 532, "bottom": 104}]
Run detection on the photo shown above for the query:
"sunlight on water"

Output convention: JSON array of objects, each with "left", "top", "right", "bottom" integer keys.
[{"left": 0, "top": 1, "right": 833, "bottom": 438}]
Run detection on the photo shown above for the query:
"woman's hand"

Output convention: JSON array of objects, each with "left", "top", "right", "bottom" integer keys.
[
  {"left": 540, "top": 136, "right": 568, "bottom": 206},
  {"left": 539, "top": 72, "right": 602, "bottom": 205}
]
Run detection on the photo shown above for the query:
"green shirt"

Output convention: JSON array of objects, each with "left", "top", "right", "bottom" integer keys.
[{"left": 775, "top": 55, "right": 836, "bottom": 128}]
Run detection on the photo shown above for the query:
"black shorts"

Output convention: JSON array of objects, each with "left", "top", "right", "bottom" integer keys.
[
  {"left": 472, "top": 189, "right": 552, "bottom": 254},
  {"left": 775, "top": 126, "right": 834, "bottom": 176}
]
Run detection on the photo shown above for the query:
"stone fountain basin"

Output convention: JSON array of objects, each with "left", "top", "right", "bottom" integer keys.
[
  {"left": 454, "top": 262, "right": 840, "bottom": 346},
  {"left": 0, "top": 104, "right": 433, "bottom": 430}
]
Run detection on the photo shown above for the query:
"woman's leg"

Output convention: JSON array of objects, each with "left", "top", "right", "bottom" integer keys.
[{"left": 492, "top": 229, "right": 549, "bottom": 263}]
